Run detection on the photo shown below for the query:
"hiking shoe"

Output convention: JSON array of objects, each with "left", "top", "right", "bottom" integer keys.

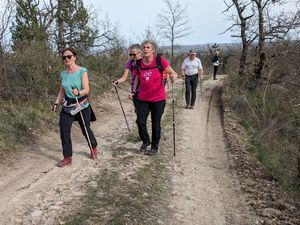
[
  {"left": 190, "top": 105, "right": 194, "bottom": 109},
  {"left": 57, "top": 157, "right": 72, "bottom": 167},
  {"left": 140, "top": 142, "right": 150, "bottom": 153},
  {"left": 185, "top": 105, "right": 190, "bottom": 109},
  {"left": 91, "top": 147, "right": 97, "bottom": 159},
  {"left": 146, "top": 148, "right": 158, "bottom": 156}
]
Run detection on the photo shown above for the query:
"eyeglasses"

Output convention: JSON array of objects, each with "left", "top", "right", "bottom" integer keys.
[
  {"left": 129, "top": 53, "right": 137, "bottom": 57},
  {"left": 62, "top": 55, "right": 73, "bottom": 60}
]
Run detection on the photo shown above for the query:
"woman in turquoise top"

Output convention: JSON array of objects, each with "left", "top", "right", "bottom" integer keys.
[{"left": 52, "top": 47, "right": 98, "bottom": 167}]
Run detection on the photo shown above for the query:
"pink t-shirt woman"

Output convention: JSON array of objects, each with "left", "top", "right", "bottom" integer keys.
[{"left": 137, "top": 56, "right": 170, "bottom": 102}]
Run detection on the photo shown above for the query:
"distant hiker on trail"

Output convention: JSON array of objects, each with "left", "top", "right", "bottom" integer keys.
[
  {"left": 130, "top": 39, "right": 177, "bottom": 156},
  {"left": 212, "top": 50, "right": 221, "bottom": 80},
  {"left": 181, "top": 49, "right": 203, "bottom": 109},
  {"left": 112, "top": 44, "right": 142, "bottom": 111},
  {"left": 52, "top": 47, "right": 98, "bottom": 167}
]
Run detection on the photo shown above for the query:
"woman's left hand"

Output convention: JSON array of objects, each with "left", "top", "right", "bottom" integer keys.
[{"left": 169, "top": 73, "right": 177, "bottom": 83}]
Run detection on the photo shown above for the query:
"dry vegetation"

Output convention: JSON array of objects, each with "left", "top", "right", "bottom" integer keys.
[{"left": 223, "top": 40, "right": 300, "bottom": 195}]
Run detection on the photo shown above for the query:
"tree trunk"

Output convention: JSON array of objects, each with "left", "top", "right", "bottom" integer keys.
[
  {"left": 239, "top": 19, "right": 248, "bottom": 77},
  {"left": 171, "top": 31, "right": 174, "bottom": 66},
  {"left": 254, "top": 0, "right": 266, "bottom": 79},
  {"left": 57, "top": 0, "right": 65, "bottom": 53}
]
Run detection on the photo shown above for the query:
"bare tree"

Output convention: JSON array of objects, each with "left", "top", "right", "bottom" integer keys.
[
  {"left": 0, "top": 0, "right": 15, "bottom": 55},
  {"left": 223, "top": 0, "right": 300, "bottom": 81},
  {"left": 251, "top": 0, "right": 300, "bottom": 79},
  {"left": 157, "top": 0, "right": 191, "bottom": 64},
  {"left": 223, "top": 0, "right": 255, "bottom": 77}
]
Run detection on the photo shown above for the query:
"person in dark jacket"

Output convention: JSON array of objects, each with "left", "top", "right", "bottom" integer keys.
[{"left": 212, "top": 50, "right": 221, "bottom": 80}]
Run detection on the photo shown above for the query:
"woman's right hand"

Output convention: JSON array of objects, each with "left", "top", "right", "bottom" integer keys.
[{"left": 51, "top": 103, "right": 58, "bottom": 112}]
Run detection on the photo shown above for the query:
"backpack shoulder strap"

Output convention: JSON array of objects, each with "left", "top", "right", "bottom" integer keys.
[
  {"left": 130, "top": 59, "right": 134, "bottom": 71},
  {"left": 156, "top": 55, "right": 163, "bottom": 76},
  {"left": 136, "top": 59, "right": 142, "bottom": 75}
]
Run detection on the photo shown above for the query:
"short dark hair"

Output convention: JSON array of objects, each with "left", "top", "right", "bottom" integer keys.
[{"left": 61, "top": 47, "right": 77, "bottom": 56}]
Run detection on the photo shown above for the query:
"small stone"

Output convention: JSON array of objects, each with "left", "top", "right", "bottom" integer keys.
[
  {"left": 262, "top": 208, "right": 282, "bottom": 218},
  {"left": 30, "top": 209, "right": 43, "bottom": 218},
  {"left": 15, "top": 219, "right": 23, "bottom": 224},
  {"left": 142, "top": 192, "right": 149, "bottom": 197},
  {"left": 48, "top": 205, "right": 61, "bottom": 211}
]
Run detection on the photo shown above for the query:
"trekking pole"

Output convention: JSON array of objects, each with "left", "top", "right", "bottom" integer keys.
[
  {"left": 74, "top": 96, "right": 94, "bottom": 157},
  {"left": 200, "top": 76, "right": 203, "bottom": 94},
  {"left": 114, "top": 86, "right": 130, "bottom": 132},
  {"left": 171, "top": 81, "right": 176, "bottom": 156},
  {"left": 198, "top": 76, "right": 202, "bottom": 94},
  {"left": 181, "top": 79, "right": 184, "bottom": 107}
]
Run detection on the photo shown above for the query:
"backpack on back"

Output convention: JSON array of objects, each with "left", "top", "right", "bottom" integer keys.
[
  {"left": 136, "top": 55, "right": 163, "bottom": 76},
  {"left": 135, "top": 55, "right": 165, "bottom": 91}
]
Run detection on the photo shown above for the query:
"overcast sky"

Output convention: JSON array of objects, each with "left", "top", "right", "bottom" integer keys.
[
  {"left": 84, "top": 0, "right": 234, "bottom": 45},
  {"left": 84, "top": 0, "right": 299, "bottom": 46},
  {"left": 0, "top": 0, "right": 297, "bottom": 46}
]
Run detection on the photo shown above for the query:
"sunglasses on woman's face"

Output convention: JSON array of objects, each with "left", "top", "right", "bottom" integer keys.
[
  {"left": 62, "top": 55, "right": 73, "bottom": 60},
  {"left": 129, "top": 53, "right": 137, "bottom": 57}
]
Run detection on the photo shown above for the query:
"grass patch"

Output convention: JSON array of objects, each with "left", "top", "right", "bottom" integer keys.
[
  {"left": 126, "top": 131, "right": 140, "bottom": 143},
  {"left": 64, "top": 154, "right": 172, "bottom": 225},
  {"left": 241, "top": 120, "right": 299, "bottom": 196},
  {"left": 249, "top": 142, "right": 283, "bottom": 175},
  {"left": 0, "top": 100, "right": 56, "bottom": 159}
]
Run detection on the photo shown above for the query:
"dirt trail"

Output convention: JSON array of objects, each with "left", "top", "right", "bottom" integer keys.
[
  {"left": 0, "top": 87, "right": 137, "bottom": 225},
  {"left": 0, "top": 76, "right": 262, "bottom": 225},
  {"left": 169, "top": 76, "right": 258, "bottom": 224}
]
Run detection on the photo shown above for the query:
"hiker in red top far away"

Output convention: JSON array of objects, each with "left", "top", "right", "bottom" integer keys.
[{"left": 130, "top": 39, "right": 177, "bottom": 156}]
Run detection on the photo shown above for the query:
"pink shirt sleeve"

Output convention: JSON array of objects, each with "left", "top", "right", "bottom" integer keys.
[{"left": 160, "top": 57, "right": 170, "bottom": 70}]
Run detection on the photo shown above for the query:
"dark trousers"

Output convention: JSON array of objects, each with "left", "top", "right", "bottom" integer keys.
[
  {"left": 185, "top": 74, "right": 198, "bottom": 106},
  {"left": 213, "top": 66, "right": 219, "bottom": 79},
  {"left": 59, "top": 105, "right": 97, "bottom": 157},
  {"left": 132, "top": 94, "right": 138, "bottom": 114},
  {"left": 136, "top": 99, "right": 166, "bottom": 150}
]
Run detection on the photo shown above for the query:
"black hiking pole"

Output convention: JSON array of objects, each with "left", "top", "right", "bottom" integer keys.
[
  {"left": 74, "top": 96, "right": 96, "bottom": 159},
  {"left": 198, "top": 76, "right": 202, "bottom": 94},
  {"left": 171, "top": 82, "right": 176, "bottom": 156},
  {"left": 181, "top": 79, "right": 184, "bottom": 107},
  {"left": 114, "top": 86, "right": 130, "bottom": 132}
]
